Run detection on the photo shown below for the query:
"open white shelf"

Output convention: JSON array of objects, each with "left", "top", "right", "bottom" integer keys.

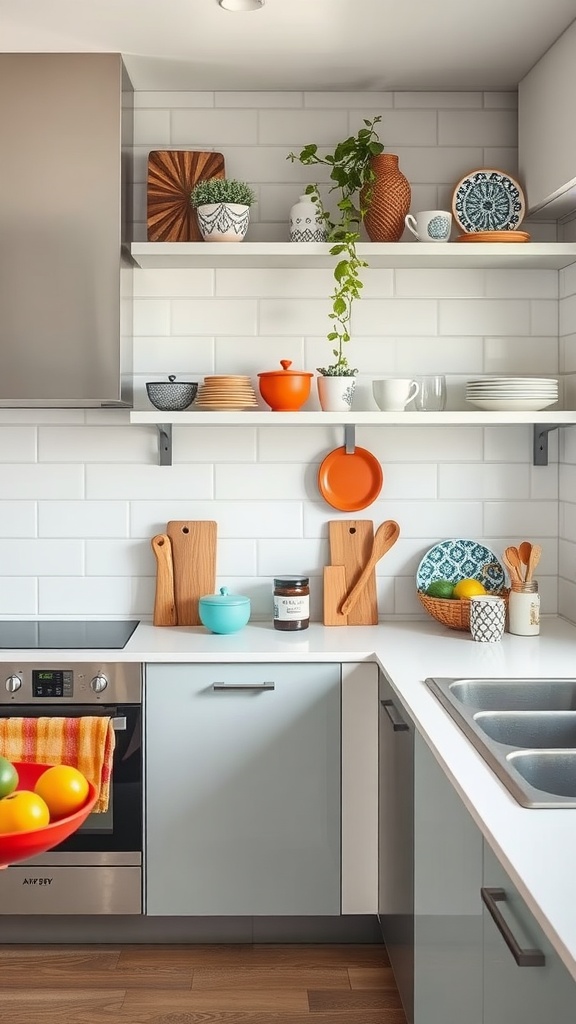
[
  {"left": 129, "top": 241, "right": 576, "bottom": 271},
  {"left": 130, "top": 409, "right": 576, "bottom": 426}
]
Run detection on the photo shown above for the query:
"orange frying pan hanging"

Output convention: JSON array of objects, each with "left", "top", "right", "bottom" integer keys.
[{"left": 318, "top": 444, "right": 383, "bottom": 512}]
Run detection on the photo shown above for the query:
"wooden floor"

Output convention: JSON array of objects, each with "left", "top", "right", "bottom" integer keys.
[{"left": 0, "top": 943, "right": 407, "bottom": 1024}]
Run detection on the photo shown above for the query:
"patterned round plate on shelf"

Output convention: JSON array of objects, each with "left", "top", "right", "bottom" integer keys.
[
  {"left": 452, "top": 169, "right": 526, "bottom": 233},
  {"left": 416, "top": 539, "right": 505, "bottom": 592}
]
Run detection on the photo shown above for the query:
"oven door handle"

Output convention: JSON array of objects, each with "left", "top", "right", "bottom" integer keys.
[{"left": 112, "top": 716, "right": 127, "bottom": 731}]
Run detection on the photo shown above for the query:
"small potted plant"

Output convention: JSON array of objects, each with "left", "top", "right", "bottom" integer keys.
[
  {"left": 287, "top": 117, "right": 384, "bottom": 411},
  {"left": 190, "top": 178, "right": 257, "bottom": 242}
]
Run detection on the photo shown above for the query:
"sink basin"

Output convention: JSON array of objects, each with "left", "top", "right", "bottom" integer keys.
[
  {"left": 425, "top": 677, "right": 576, "bottom": 807},
  {"left": 448, "top": 678, "right": 576, "bottom": 711},
  {"left": 474, "top": 711, "right": 576, "bottom": 748},
  {"left": 507, "top": 750, "right": 576, "bottom": 800}
]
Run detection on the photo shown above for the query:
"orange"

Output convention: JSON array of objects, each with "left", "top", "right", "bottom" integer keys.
[
  {"left": 0, "top": 791, "right": 50, "bottom": 834},
  {"left": 453, "top": 578, "right": 487, "bottom": 600},
  {"left": 34, "top": 765, "right": 90, "bottom": 819}
]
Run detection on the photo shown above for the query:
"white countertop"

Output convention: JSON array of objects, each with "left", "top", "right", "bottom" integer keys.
[{"left": 3, "top": 615, "right": 576, "bottom": 979}]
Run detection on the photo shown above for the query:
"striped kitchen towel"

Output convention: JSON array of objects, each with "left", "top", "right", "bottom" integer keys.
[{"left": 0, "top": 716, "right": 115, "bottom": 813}]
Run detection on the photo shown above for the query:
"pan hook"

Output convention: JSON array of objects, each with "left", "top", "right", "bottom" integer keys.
[{"left": 344, "top": 423, "right": 356, "bottom": 454}]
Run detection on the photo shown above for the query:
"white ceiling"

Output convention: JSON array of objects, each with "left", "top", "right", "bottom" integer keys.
[{"left": 0, "top": 0, "right": 575, "bottom": 93}]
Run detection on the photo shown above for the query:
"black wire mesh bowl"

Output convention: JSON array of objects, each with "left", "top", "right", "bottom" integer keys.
[{"left": 146, "top": 376, "right": 198, "bottom": 411}]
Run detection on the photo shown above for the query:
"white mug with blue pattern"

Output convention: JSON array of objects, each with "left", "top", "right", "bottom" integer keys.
[{"left": 405, "top": 210, "right": 452, "bottom": 242}]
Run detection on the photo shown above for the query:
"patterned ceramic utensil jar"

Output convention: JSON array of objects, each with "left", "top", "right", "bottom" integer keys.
[{"left": 469, "top": 595, "right": 507, "bottom": 643}]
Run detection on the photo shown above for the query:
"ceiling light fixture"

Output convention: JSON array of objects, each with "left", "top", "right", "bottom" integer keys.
[{"left": 218, "top": 0, "right": 265, "bottom": 10}]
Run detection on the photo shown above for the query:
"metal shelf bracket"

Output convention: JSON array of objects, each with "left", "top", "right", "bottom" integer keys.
[
  {"left": 533, "top": 422, "right": 576, "bottom": 466},
  {"left": 157, "top": 424, "right": 173, "bottom": 466}
]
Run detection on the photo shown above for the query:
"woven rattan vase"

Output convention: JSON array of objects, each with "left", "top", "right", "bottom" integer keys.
[{"left": 362, "top": 154, "right": 411, "bottom": 242}]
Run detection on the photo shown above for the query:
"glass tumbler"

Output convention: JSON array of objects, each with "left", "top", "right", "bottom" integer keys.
[{"left": 413, "top": 374, "right": 446, "bottom": 411}]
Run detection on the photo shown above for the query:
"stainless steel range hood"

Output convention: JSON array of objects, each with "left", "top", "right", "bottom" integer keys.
[{"left": 0, "top": 53, "right": 134, "bottom": 408}]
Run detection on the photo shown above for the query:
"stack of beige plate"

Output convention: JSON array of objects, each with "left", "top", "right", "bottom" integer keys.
[{"left": 195, "top": 375, "right": 259, "bottom": 410}]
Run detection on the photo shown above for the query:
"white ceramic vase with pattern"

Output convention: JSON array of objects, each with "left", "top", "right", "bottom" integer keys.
[
  {"left": 289, "top": 194, "right": 328, "bottom": 242},
  {"left": 196, "top": 203, "right": 250, "bottom": 242}
]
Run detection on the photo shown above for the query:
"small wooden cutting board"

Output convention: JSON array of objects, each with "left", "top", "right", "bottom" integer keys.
[
  {"left": 166, "top": 520, "right": 217, "bottom": 626},
  {"left": 151, "top": 534, "right": 177, "bottom": 626},
  {"left": 328, "top": 520, "right": 378, "bottom": 625},
  {"left": 147, "top": 150, "right": 225, "bottom": 242}
]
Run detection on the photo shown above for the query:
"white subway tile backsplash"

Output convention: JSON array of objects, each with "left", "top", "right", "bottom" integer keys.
[
  {"left": 216, "top": 268, "right": 335, "bottom": 298},
  {"left": 439, "top": 463, "right": 530, "bottom": 500},
  {"left": 86, "top": 465, "right": 213, "bottom": 500},
  {"left": 0, "top": 503, "right": 36, "bottom": 537},
  {"left": 259, "top": 109, "right": 348, "bottom": 146},
  {"left": 257, "top": 539, "right": 325, "bottom": 578},
  {"left": 483, "top": 502, "right": 559, "bottom": 537},
  {"left": 218, "top": 92, "right": 302, "bottom": 108},
  {"left": 352, "top": 299, "right": 438, "bottom": 336},
  {"left": 439, "top": 299, "right": 530, "bottom": 336},
  {"left": 484, "top": 426, "right": 531, "bottom": 462},
  {"left": 217, "top": 539, "right": 258, "bottom": 576},
  {"left": 133, "top": 109, "right": 171, "bottom": 145},
  {"left": 134, "top": 299, "right": 171, "bottom": 336},
  {"left": 0, "top": 426, "right": 36, "bottom": 462},
  {"left": 0, "top": 540, "right": 83, "bottom": 576},
  {"left": 560, "top": 294, "right": 576, "bottom": 336},
  {"left": 439, "top": 109, "right": 517, "bottom": 147},
  {"left": 172, "top": 298, "right": 258, "bottom": 335},
  {"left": 171, "top": 108, "right": 258, "bottom": 146},
  {"left": 215, "top": 463, "right": 308, "bottom": 500},
  {"left": 38, "top": 577, "right": 141, "bottom": 616},
  {"left": 134, "top": 269, "right": 214, "bottom": 297},
  {"left": 485, "top": 270, "right": 557, "bottom": 300},
  {"left": 530, "top": 461, "right": 559, "bottom": 500},
  {"left": 483, "top": 336, "right": 559, "bottom": 375},
  {"left": 530, "top": 301, "right": 558, "bottom": 336},
  {"left": 39, "top": 426, "right": 154, "bottom": 464},
  {"left": 135, "top": 92, "right": 214, "bottom": 109},
  {"left": 133, "top": 337, "right": 215, "bottom": 374},
  {"left": 349, "top": 110, "right": 437, "bottom": 146},
  {"left": 398, "top": 147, "right": 483, "bottom": 184},
  {"left": 260, "top": 298, "right": 332, "bottom": 336},
  {"left": 86, "top": 540, "right": 150, "bottom": 576},
  {"left": 306, "top": 92, "right": 393, "bottom": 109},
  {"left": 0, "top": 579, "right": 37, "bottom": 615},
  {"left": 130, "top": 500, "right": 303, "bottom": 539},
  {"left": 394, "top": 269, "right": 484, "bottom": 298},
  {"left": 38, "top": 502, "right": 128, "bottom": 538},
  {"left": 394, "top": 92, "right": 482, "bottom": 109},
  {"left": 560, "top": 262, "right": 576, "bottom": 299},
  {"left": 2, "top": 466, "right": 84, "bottom": 500},
  {"left": 173, "top": 425, "right": 257, "bottom": 462}
]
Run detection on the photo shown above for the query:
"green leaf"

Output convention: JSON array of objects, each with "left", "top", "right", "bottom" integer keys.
[
  {"left": 334, "top": 260, "right": 350, "bottom": 281},
  {"left": 333, "top": 297, "right": 347, "bottom": 316}
]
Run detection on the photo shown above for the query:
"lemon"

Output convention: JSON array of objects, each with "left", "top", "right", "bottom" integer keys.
[
  {"left": 453, "top": 578, "right": 487, "bottom": 600},
  {"left": 426, "top": 580, "right": 455, "bottom": 599}
]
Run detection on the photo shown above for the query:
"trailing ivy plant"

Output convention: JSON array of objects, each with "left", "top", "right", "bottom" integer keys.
[{"left": 287, "top": 116, "right": 384, "bottom": 375}]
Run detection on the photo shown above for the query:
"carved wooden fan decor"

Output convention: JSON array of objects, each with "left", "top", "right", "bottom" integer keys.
[{"left": 146, "top": 150, "right": 226, "bottom": 242}]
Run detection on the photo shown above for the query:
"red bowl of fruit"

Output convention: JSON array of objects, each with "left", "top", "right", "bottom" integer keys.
[{"left": 0, "top": 760, "right": 98, "bottom": 869}]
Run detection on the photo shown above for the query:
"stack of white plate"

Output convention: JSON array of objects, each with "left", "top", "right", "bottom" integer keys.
[
  {"left": 465, "top": 377, "right": 559, "bottom": 412},
  {"left": 195, "top": 375, "right": 259, "bottom": 411}
]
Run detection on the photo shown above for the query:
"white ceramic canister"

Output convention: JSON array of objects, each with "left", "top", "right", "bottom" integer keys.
[
  {"left": 508, "top": 580, "right": 540, "bottom": 636},
  {"left": 289, "top": 194, "right": 327, "bottom": 242}
]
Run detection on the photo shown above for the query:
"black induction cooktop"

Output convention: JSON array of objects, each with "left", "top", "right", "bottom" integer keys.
[{"left": 0, "top": 620, "right": 140, "bottom": 650}]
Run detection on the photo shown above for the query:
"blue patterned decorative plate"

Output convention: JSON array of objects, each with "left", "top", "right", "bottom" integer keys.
[
  {"left": 452, "top": 169, "right": 526, "bottom": 233},
  {"left": 416, "top": 539, "right": 505, "bottom": 592}
]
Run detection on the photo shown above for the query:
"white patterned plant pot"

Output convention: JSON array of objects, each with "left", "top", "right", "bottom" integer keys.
[
  {"left": 196, "top": 203, "right": 251, "bottom": 242},
  {"left": 317, "top": 375, "right": 357, "bottom": 412}
]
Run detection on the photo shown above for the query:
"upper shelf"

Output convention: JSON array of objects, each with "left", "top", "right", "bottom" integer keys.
[
  {"left": 130, "top": 410, "right": 576, "bottom": 426},
  {"left": 128, "top": 241, "right": 576, "bottom": 271}
]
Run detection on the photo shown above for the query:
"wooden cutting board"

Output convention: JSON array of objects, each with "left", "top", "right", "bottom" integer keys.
[
  {"left": 151, "top": 534, "right": 177, "bottom": 626},
  {"left": 147, "top": 150, "right": 225, "bottom": 242},
  {"left": 323, "top": 565, "right": 348, "bottom": 626},
  {"left": 166, "top": 520, "right": 217, "bottom": 626},
  {"left": 328, "top": 520, "right": 378, "bottom": 625}
]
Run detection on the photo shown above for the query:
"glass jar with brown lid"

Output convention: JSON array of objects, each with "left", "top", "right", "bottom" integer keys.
[{"left": 273, "top": 576, "right": 310, "bottom": 631}]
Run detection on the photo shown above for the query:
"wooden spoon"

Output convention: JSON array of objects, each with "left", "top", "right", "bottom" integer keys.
[
  {"left": 340, "top": 520, "right": 400, "bottom": 617},
  {"left": 503, "top": 546, "right": 524, "bottom": 587},
  {"left": 518, "top": 541, "right": 532, "bottom": 581},
  {"left": 525, "top": 543, "right": 542, "bottom": 583}
]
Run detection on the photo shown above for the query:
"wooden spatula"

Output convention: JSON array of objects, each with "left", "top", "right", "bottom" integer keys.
[
  {"left": 151, "top": 534, "right": 177, "bottom": 626},
  {"left": 341, "top": 520, "right": 400, "bottom": 617}
]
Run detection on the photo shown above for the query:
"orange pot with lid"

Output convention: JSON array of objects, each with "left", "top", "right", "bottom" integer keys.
[{"left": 257, "top": 360, "right": 313, "bottom": 411}]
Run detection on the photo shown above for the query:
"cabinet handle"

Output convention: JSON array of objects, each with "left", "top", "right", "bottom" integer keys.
[
  {"left": 111, "top": 716, "right": 126, "bottom": 731},
  {"left": 380, "top": 698, "right": 409, "bottom": 731},
  {"left": 481, "top": 887, "right": 545, "bottom": 967},
  {"left": 212, "top": 682, "right": 275, "bottom": 691}
]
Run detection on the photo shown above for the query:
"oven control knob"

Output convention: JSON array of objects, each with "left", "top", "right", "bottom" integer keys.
[
  {"left": 90, "top": 674, "right": 109, "bottom": 693},
  {"left": 5, "top": 675, "right": 22, "bottom": 693}
]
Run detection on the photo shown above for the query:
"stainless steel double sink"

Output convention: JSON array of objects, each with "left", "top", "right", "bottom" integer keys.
[{"left": 425, "top": 678, "right": 576, "bottom": 808}]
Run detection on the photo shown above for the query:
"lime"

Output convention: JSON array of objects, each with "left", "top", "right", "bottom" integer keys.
[
  {"left": 426, "top": 580, "right": 455, "bottom": 599},
  {"left": 453, "top": 578, "right": 487, "bottom": 600}
]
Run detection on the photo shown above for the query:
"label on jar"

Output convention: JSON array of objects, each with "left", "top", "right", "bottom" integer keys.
[{"left": 274, "top": 595, "right": 309, "bottom": 621}]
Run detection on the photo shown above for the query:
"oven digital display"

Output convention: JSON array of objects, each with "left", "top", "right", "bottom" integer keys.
[{"left": 32, "top": 669, "right": 73, "bottom": 698}]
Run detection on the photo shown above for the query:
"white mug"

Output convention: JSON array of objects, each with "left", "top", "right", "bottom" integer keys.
[
  {"left": 373, "top": 378, "right": 420, "bottom": 412},
  {"left": 405, "top": 210, "right": 452, "bottom": 242}
]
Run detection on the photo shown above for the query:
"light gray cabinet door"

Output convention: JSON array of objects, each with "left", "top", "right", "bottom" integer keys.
[
  {"left": 145, "top": 662, "right": 341, "bottom": 916},
  {"left": 413, "top": 732, "right": 483, "bottom": 1024},
  {"left": 483, "top": 842, "right": 576, "bottom": 1024}
]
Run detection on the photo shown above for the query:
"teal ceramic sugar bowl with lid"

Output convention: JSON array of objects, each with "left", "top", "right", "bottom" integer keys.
[{"left": 198, "top": 587, "right": 251, "bottom": 634}]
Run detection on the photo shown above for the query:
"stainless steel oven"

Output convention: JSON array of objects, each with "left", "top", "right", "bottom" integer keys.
[{"left": 0, "top": 659, "right": 142, "bottom": 914}]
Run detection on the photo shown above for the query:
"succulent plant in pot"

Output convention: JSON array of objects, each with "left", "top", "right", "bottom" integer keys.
[
  {"left": 287, "top": 117, "right": 384, "bottom": 410},
  {"left": 190, "top": 178, "right": 257, "bottom": 242}
]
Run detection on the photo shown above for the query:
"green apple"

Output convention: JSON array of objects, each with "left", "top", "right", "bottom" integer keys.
[{"left": 0, "top": 755, "right": 19, "bottom": 799}]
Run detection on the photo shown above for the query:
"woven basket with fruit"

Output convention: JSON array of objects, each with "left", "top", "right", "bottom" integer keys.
[{"left": 416, "top": 539, "right": 508, "bottom": 631}]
